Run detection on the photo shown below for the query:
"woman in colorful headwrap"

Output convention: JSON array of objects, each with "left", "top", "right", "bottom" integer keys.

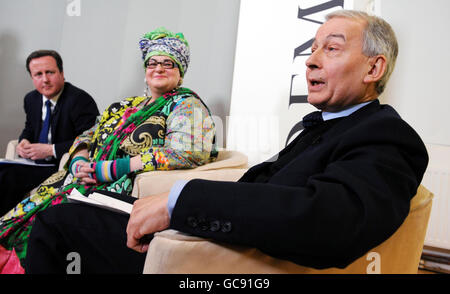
[{"left": 0, "top": 27, "right": 217, "bottom": 273}]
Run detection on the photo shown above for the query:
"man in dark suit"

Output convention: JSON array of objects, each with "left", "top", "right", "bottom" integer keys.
[
  {"left": 25, "top": 11, "right": 428, "bottom": 273},
  {"left": 0, "top": 50, "right": 99, "bottom": 215}
]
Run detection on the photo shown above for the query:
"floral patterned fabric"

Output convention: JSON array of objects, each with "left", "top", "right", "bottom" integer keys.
[{"left": 0, "top": 87, "right": 217, "bottom": 272}]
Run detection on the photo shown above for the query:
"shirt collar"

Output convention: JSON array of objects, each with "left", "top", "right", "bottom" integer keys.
[{"left": 321, "top": 100, "right": 375, "bottom": 121}]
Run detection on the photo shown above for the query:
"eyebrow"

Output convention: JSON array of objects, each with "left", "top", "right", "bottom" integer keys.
[{"left": 326, "top": 33, "right": 346, "bottom": 41}]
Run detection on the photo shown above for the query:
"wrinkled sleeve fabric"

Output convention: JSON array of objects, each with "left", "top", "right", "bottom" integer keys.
[{"left": 170, "top": 112, "right": 428, "bottom": 269}]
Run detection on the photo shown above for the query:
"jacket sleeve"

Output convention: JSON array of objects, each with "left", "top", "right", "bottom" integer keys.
[
  {"left": 170, "top": 117, "right": 428, "bottom": 269},
  {"left": 18, "top": 93, "right": 36, "bottom": 143}
]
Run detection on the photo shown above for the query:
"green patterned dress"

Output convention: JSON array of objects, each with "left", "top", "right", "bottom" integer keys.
[{"left": 0, "top": 87, "right": 217, "bottom": 269}]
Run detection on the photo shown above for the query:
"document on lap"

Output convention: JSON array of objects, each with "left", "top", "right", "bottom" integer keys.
[
  {"left": 68, "top": 188, "right": 137, "bottom": 214},
  {"left": 0, "top": 158, "right": 55, "bottom": 167}
]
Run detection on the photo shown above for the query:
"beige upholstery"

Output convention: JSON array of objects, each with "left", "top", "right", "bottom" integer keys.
[
  {"left": 5, "top": 140, "right": 18, "bottom": 161},
  {"left": 143, "top": 185, "right": 433, "bottom": 274},
  {"left": 132, "top": 150, "right": 248, "bottom": 197},
  {"left": 6, "top": 140, "right": 248, "bottom": 199},
  {"left": 5, "top": 140, "right": 69, "bottom": 195},
  {"left": 5, "top": 139, "right": 69, "bottom": 171}
]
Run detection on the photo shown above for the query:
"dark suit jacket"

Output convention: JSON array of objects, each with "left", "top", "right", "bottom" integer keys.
[
  {"left": 19, "top": 82, "right": 99, "bottom": 165},
  {"left": 170, "top": 100, "right": 429, "bottom": 269}
]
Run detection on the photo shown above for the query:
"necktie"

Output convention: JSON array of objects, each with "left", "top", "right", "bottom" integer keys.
[
  {"left": 39, "top": 100, "right": 52, "bottom": 143},
  {"left": 302, "top": 111, "right": 323, "bottom": 129}
]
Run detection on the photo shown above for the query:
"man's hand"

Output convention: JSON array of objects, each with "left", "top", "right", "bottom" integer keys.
[
  {"left": 126, "top": 192, "right": 170, "bottom": 253},
  {"left": 21, "top": 143, "right": 54, "bottom": 160},
  {"left": 16, "top": 140, "right": 53, "bottom": 160},
  {"left": 16, "top": 139, "right": 31, "bottom": 158}
]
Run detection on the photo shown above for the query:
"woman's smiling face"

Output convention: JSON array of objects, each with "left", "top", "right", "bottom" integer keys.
[{"left": 145, "top": 55, "right": 181, "bottom": 98}]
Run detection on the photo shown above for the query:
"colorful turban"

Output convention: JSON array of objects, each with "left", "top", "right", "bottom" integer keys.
[{"left": 139, "top": 27, "right": 190, "bottom": 77}]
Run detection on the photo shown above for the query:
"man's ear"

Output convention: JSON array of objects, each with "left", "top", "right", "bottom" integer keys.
[{"left": 364, "top": 55, "right": 387, "bottom": 84}]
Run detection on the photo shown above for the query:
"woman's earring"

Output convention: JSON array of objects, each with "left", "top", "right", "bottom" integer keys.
[{"left": 177, "top": 78, "right": 183, "bottom": 87}]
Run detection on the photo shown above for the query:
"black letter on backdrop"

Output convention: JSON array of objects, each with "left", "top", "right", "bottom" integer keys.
[{"left": 286, "top": 0, "right": 344, "bottom": 146}]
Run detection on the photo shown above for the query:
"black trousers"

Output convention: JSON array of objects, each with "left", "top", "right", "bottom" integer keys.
[
  {"left": 25, "top": 203, "right": 148, "bottom": 274},
  {"left": 0, "top": 164, "right": 57, "bottom": 216}
]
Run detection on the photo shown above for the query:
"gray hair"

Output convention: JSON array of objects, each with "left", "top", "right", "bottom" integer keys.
[{"left": 326, "top": 10, "right": 399, "bottom": 94}]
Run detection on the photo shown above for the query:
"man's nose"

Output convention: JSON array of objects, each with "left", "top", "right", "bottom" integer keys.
[{"left": 306, "top": 50, "right": 320, "bottom": 70}]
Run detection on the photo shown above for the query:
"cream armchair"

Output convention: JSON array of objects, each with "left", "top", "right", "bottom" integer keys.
[
  {"left": 5, "top": 140, "right": 18, "bottom": 161},
  {"left": 5, "top": 139, "right": 69, "bottom": 171},
  {"left": 143, "top": 185, "right": 433, "bottom": 274},
  {"left": 7, "top": 140, "right": 248, "bottom": 199},
  {"left": 132, "top": 150, "right": 248, "bottom": 197},
  {"left": 7, "top": 140, "right": 248, "bottom": 198},
  {"left": 5, "top": 140, "right": 69, "bottom": 195}
]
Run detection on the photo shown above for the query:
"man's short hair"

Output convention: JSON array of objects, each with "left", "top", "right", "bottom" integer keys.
[
  {"left": 326, "top": 10, "right": 399, "bottom": 95},
  {"left": 26, "top": 50, "right": 64, "bottom": 74}
]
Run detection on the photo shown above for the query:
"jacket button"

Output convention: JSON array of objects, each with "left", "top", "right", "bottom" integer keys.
[
  {"left": 187, "top": 216, "right": 198, "bottom": 228},
  {"left": 209, "top": 220, "right": 220, "bottom": 232},
  {"left": 198, "top": 217, "right": 208, "bottom": 231},
  {"left": 221, "top": 221, "right": 232, "bottom": 233}
]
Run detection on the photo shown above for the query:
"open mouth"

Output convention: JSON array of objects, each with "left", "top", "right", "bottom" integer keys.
[{"left": 309, "top": 79, "right": 325, "bottom": 86}]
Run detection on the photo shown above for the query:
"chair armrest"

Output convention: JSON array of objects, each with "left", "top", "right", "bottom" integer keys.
[
  {"left": 5, "top": 140, "right": 19, "bottom": 160},
  {"left": 143, "top": 186, "right": 434, "bottom": 274},
  {"left": 59, "top": 153, "right": 70, "bottom": 171},
  {"left": 6, "top": 140, "right": 69, "bottom": 172},
  {"left": 195, "top": 150, "right": 248, "bottom": 170},
  {"left": 131, "top": 150, "right": 248, "bottom": 197},
  {"left": 143, "top": 229, "right": 312, "bottom": 274},
  {"left": 132, "top": 168, "right": 248, "bottom": 197}
]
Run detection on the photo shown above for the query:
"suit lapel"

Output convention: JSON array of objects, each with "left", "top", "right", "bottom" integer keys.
[{"left": 50, "top": 83, "right": 68, "bottom": 138}]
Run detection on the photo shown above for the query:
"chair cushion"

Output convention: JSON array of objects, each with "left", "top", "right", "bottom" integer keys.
[{"left": 143, "top": 185, "right": 433, "bottom": 274}]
